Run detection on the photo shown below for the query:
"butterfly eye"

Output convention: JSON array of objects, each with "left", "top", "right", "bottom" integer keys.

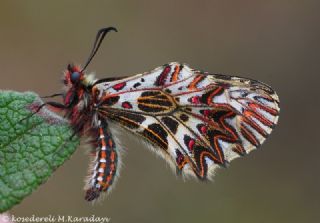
[{"left": 70, "top": 72, "right": 81, "bottom": 84}]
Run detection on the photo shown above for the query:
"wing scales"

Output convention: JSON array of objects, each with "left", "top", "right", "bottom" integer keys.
[{"left": 94, "top": 62, "right": 280, "bottom": 180}]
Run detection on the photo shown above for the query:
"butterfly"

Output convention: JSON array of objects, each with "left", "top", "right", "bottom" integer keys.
[{"left": 43, "top": 27, "right": 280, "bottom": 202}]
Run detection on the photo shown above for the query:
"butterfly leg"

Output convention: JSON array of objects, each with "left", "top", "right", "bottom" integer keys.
[
  {"left": 85, "top": 119, "right": 119, "bottom": 201},
  {"left": 41, "top": 93, "right": 64, "bottom": 99}
]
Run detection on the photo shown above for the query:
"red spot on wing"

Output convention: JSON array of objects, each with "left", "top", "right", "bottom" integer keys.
[
  {"left": 191, "top": 96, "right": 201, "bottom": 104},
  {"left": 203, "top": 109, "right": 211, "bottom": 117},
  {"left": 122, "top": 102, "right": 133, "bottom": 109},
  {"left": 200, "top": 125, "right": 208, "bottom": 134},
  {"left": 113, "top": 82, "right": 126, "bottom": 91},
  {"left": 188, "top": 139, "right": 195, "bottom": 151}
]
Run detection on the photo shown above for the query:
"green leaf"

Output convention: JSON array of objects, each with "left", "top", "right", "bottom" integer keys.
[{"left": 0, "top": 91, "right": 80, "bottom": 213}]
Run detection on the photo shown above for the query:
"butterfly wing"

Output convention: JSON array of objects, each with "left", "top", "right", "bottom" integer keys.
[{"left": 93, "top": 62, "right": 280, "bottom": 180}]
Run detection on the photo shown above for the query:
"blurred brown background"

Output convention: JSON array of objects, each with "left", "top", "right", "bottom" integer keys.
[{"left": 0, "top": 1, "right": 319, "bottom": 223}]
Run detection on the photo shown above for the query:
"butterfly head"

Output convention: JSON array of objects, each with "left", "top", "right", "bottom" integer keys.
[
  {"left": 62, "top": 64, "right": 95, "bottom": 107},
  {"left": 64, "top": 64, "right": 83, "bottom": 86},
  {"left": 64, "top": 64, "right": 95, "bottom": 86}
]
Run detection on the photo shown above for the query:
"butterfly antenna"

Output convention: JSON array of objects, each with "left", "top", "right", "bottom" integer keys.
[{"left": 81, "top": 27, "right": 118, "bottom": 72}]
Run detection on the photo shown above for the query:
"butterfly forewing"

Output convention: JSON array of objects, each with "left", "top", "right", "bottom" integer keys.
[{"left": 93, "top": 62, "right": 280, "bottom": 180}]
